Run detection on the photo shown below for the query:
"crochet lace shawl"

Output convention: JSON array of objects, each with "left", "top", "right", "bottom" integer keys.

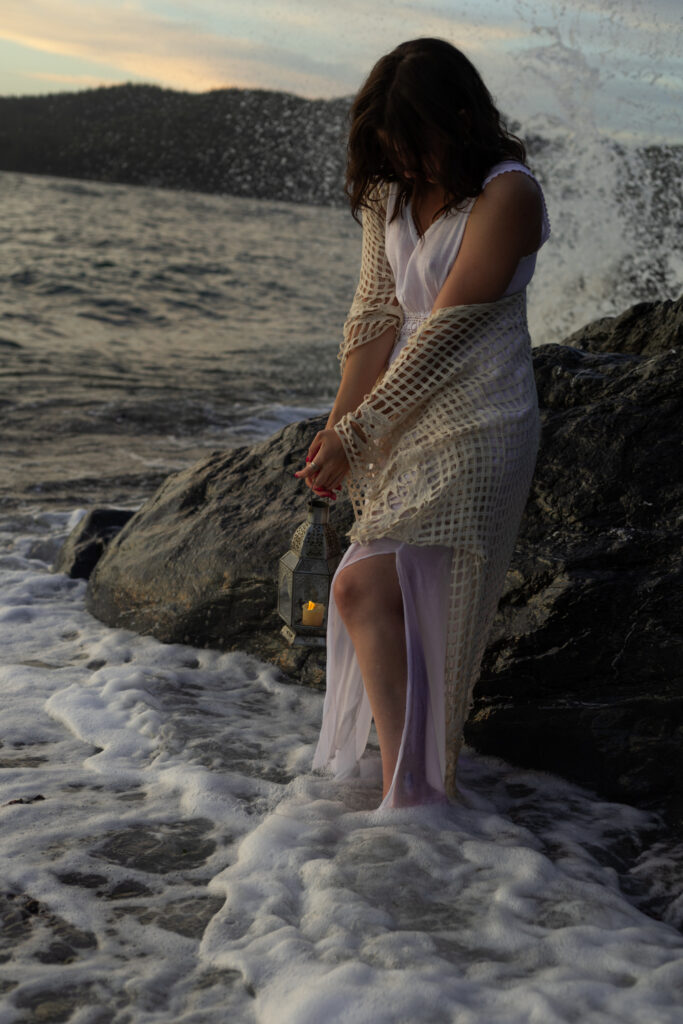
[{"left": 332, "top": 188, "right": 540, "bottom": 795}]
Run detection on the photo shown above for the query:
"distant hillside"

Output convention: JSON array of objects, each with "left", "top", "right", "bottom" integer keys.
[{"left": 0, "top": 84, "right": 350, "bottom": 205}]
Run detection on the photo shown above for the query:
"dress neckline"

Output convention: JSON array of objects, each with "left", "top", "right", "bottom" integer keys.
[
  {"left": 402, "top": 160, "right": 531, "bottom": 240},
  {"left": 405, "top": 199, "right": 449, "bottom": 242}
]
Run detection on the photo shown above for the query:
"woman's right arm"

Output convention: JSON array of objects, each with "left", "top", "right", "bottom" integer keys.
[
  {"left": 297, "top": 324, "right": 395, "bottom": 497},
  {"left": 325, "top": 322, "right": 397, "bottom": 429},
  {"left": 298, "top": 189, "right": 402, "bottom": 495},
  {"left": 298, "top": 324, "right": 396, "bottom": 496},
  {"left": 336, "top": 188, "right": 403, "bottom": 372},
  {"left": 327, "top": 189, "right": 402, "bottom": 426}
]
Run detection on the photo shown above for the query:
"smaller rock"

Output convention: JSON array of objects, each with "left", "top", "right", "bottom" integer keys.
[
  {"left": 565, "top": 294, "right": 682, "bottom": 356},
  {"left": 54, "top": 507, "right": 135, "bottom": 579}
]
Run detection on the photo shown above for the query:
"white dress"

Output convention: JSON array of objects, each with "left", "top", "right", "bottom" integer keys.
[{"left": 313, "top": 161, "right": 551, "bottom": 807}]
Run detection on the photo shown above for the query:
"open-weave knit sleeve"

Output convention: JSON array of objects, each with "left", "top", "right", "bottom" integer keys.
[
  {"left": 333, "top": 291, "right": 535, "bottom": 546},
  {"left": 338, "top": 188, "right": 404, "bottom": 371},
  {"left": 336, "top": 298, "right": 510, "bottom": 468}
]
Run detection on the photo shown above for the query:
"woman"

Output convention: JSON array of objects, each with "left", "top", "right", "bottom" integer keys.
[{"left": 295, "top": 38, "right": 549, "bottom": 807}]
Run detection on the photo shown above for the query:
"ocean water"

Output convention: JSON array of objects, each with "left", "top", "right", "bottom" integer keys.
[
  {"left": 1, "top": 172, "right": 358, "bottom": 512},
  {"left": 1, "top": 160, "right": 683, "bottom": 1022}
]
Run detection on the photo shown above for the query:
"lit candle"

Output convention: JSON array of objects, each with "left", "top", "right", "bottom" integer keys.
[{"left": 302, "top": 600, "right": 325, "bottom": 627}]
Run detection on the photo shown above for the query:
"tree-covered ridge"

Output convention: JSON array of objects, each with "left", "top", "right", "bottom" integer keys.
[{"left": 0, "top": 84, "right": 350, "bottom": 204}]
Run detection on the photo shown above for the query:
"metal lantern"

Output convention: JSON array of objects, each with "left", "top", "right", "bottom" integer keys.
[{"left": 278, "top": 498, "right": 342, "bottom": 647}]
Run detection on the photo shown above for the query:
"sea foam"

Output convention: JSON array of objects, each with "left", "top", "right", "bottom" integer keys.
[{"left": 1, "top": 512, "right": 682, "bottom": 1022}]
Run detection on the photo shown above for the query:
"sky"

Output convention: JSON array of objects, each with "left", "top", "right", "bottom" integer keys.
[{"left": 1, "top": 0, "right": 682, "bottom": 143}]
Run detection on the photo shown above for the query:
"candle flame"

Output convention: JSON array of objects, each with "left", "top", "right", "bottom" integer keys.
[{"left": 307, "top": 600, "right": 316, "bottom": 611}]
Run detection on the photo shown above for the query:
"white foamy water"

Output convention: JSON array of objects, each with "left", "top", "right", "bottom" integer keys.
[
  {"left": 1, "top": 513, "right": 683, "bottom": 1022},
  {"left": 524, "top": 121, "right": 682, "bottom": 344},
  {"left": 502, "top": 0, "right": 682, "bottom": 342}
]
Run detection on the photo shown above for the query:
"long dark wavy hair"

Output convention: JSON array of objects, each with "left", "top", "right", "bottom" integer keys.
[{"left": 346, "top": 38, "right": 527, "bottom": 227}]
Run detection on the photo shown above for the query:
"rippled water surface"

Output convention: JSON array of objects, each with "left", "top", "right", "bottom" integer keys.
[{"left": 1, "top": 173, "right": 357, "bottom": 511}]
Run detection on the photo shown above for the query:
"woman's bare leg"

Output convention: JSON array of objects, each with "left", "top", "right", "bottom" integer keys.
[{"left": 333, "top": 554, "right": 406, "bottom": 797}]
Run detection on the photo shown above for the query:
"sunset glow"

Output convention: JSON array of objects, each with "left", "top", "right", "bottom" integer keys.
[{"left": 1, "top": 0, "right": 681, "bottom": 141}]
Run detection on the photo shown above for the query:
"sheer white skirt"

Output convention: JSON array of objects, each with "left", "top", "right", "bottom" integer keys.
[
  {"left": 312, "top": 538, "right": 455, "bottom": 808},
  {"left": 313, "top": 310, "right": 459, "bottom": 808}
]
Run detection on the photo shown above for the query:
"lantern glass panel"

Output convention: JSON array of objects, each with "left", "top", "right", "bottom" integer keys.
[
  {"left": 292, "top": 573, "right": 329, "bottom": 623},
  {"left": 277, "top": 561, "right": 293, "bottom": 624}
]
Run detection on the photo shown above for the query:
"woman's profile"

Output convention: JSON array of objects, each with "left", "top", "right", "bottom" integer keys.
[{"left": 295, "top": 37, "right": 550, "bottom": 807}]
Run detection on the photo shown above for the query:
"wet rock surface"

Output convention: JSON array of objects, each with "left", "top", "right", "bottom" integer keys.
[
  {"left": 0, "top": 794, "right": 233, "bottom": 1019},
  {"left": 12, "top": 982, "right": 101, "bottom": 1024},
  {"left": 563, "top": 293, "right": 682, "bottom": 356},
  {"left": 73, "top": 296, "right": 682, "bottom": 818},
  {"left": 114, "top": 895, "right": 225, "bottom": 939},
  {"left": 0, "top": 891, "right": 97, "bottom": 967},
  {"left": 469, "top": 298, "right": 682, "bottom": 817}
]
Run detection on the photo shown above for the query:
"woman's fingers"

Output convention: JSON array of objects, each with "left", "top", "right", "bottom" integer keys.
[
  {"left": 294, "top": 462, "right": 321, "bottom": 481},
  {"left": 295, "top": 429, "right": 349, "bottom": 492},
  {"left": 296, "top": 463, "right": 338, "bottom": 487},
  {"left": 296, "top": 435, "right": 325, "bottom": 480},
  {"left": 296, "top": 435, "right": 328, "bottom": 479},
  {"left": 305, "top": 435, "right": 323, "bottom": 462},
  {"left": 310, "top": 452, "right": 339, "bottom": 489},
  {"left": 315, "top": 466, "right": 345, "bottom": 491}
]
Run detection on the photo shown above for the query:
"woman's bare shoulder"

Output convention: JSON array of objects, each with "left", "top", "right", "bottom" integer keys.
[
  {"left": 479, "top": 169, "right": 543, "bottom": 214},
  {"left": 472, "top": 169, "right": 543, "bottom": 253}
]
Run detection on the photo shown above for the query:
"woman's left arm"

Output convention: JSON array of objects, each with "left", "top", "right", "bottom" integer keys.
[{"left": 433, "top": 171, "right": 543, "bottom": 309}]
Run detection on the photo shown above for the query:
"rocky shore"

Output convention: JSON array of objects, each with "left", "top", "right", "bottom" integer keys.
[{"left": 57, "top": 296, "right": 682, "bottom": 822}]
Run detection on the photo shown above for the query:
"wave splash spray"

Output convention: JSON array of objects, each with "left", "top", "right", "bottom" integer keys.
[{"left": 488, "top": 0, "right": 683, "bottom": 340}]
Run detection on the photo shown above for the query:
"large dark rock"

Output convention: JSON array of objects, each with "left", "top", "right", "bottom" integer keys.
[
  {"left": 467, "top": 300, "right": 682, "bottom": 817},
  {"left": 82, "top": 295, "right": 682, "bottom": 817}
]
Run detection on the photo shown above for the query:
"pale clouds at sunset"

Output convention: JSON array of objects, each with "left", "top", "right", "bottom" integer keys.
[{"left": 1, "top": 0, "right": 681, "bottom": 141}]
